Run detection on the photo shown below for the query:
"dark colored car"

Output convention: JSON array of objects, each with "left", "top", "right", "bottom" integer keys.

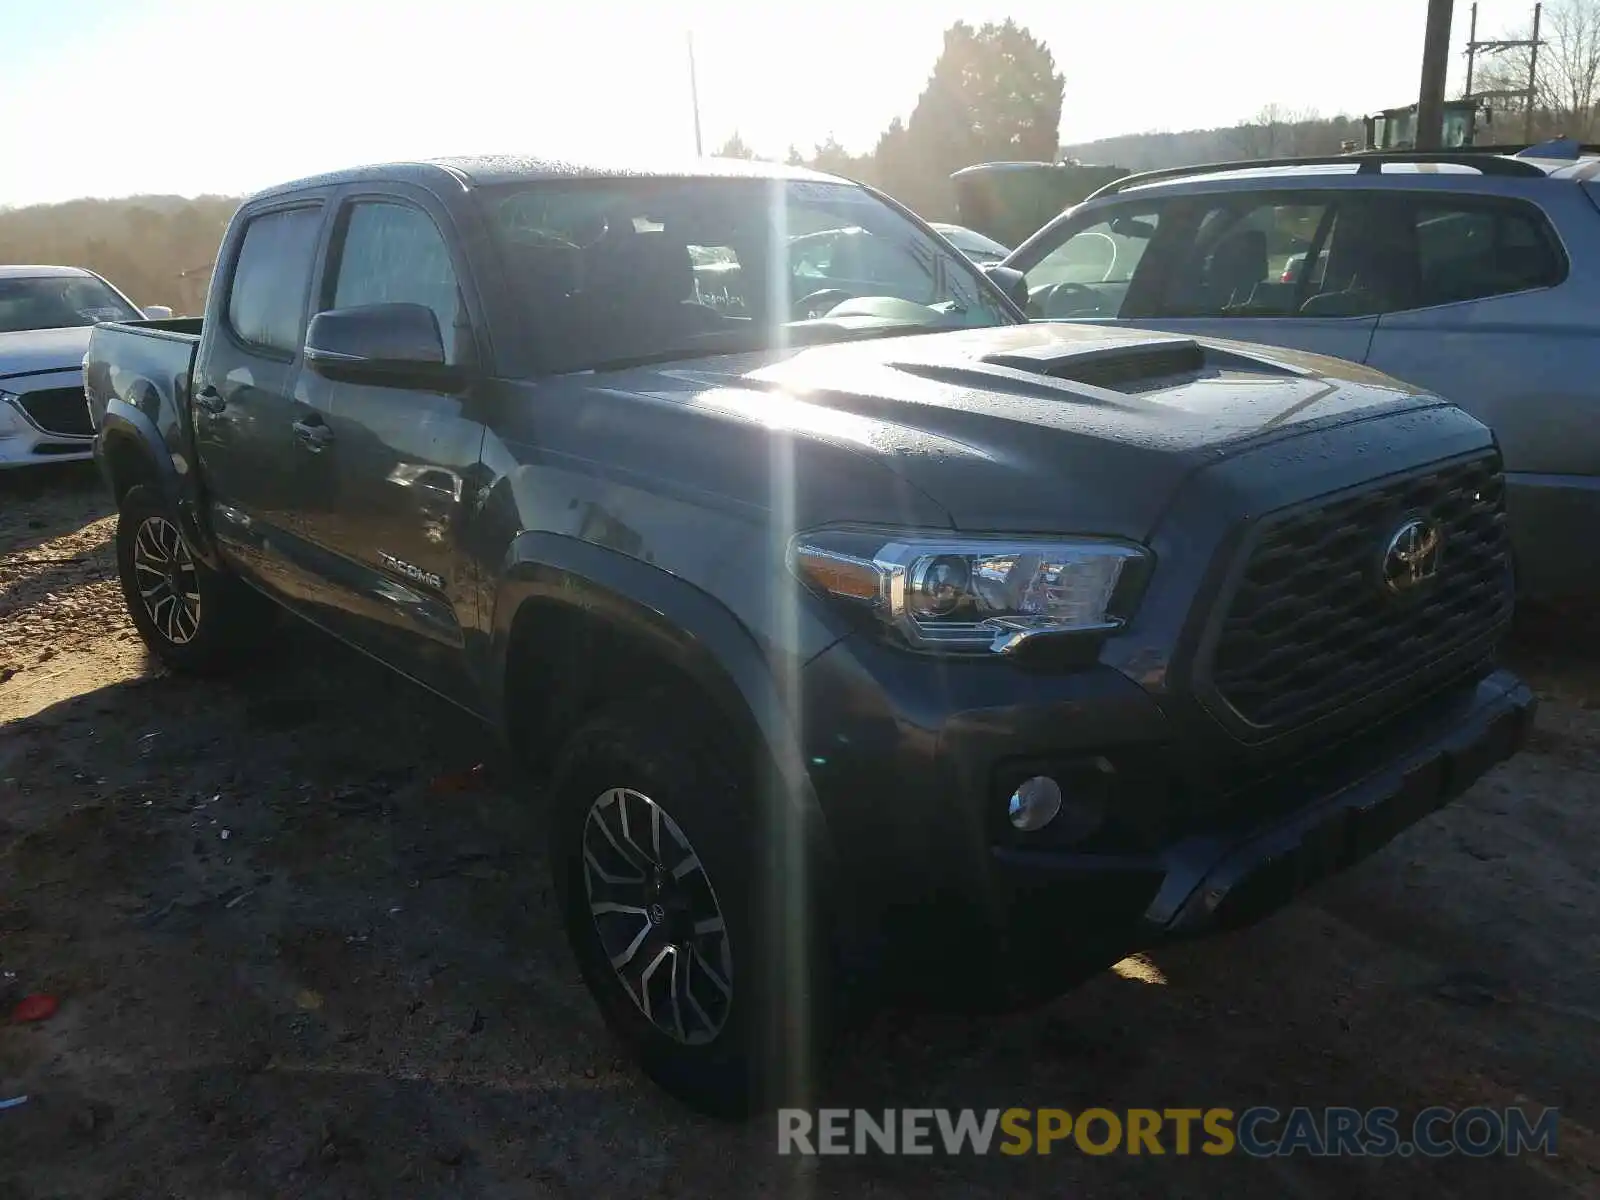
[{"left": 85, "top": 156, "right": 1533, "bottom": 1116}]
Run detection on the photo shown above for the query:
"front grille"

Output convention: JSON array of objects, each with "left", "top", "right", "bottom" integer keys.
[
  {"left": 17, "top": 386, "right": 93, "bottom": 438},
  {"left": 1206, "top": 453, "right": 1511, "bottom": 733}
]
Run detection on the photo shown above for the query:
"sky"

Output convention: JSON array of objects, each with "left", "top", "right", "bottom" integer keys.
[{"left": 0, "top": 0, "right": 1533, "bottom": 207}]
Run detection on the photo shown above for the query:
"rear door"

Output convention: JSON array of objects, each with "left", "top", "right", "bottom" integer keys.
[
  {"left": 192, "top": 199, "right": 338, "bottom": 599},
  {"left": 295, "top": 188, "right": 488, "bottom": 705},
  {"left": 1011, "top": 191, "right": 1385, "bottom": 364},
  {"left": 1364, "top": 190, "right": 1580, "bottom": 456},
  {"left": 1363, "top": 188, "right": 1595, "bottom": 596}
]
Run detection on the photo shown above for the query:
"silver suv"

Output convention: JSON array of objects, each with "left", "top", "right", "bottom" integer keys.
[{"left": 1002, "top": 146, "right": 1600, "bottom": 599}]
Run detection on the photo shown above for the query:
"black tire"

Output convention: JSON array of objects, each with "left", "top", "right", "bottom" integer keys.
[
  {"left": 115, "top": 484, "right": 274, "bottom": 674},
  {"left": 547, "top": 701, "right": 831, "bottom": 1118}
]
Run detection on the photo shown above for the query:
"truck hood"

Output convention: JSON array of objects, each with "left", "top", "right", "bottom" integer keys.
[
  {"left": 602, "top": 321, "right": 1445, "bottom": 538},
  {"left": 0, "top": 326, "right": 92, "bottom": 381}
]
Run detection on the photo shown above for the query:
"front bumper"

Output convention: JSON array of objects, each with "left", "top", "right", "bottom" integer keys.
[
  {"left": 0, "top": 392, "right": 93, "bottom": 469},
  {"left": 800, "top": 632, "right": 1534, "bottom": 995},
  {"left": 1152, "top": 668, "right": 1530, "bottom": 934},
  {"left": 995, "top": 670, "right": 1533, "bottom": 969}
]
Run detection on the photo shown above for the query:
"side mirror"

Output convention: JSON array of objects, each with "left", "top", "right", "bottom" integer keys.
[
  {"left": 1109, "top": 217, "right": 1157, "bottom": 240},
  {"left": 142, "top": 305, "right": 175, "bottom": 320},
  {"left": 982, "top": 264, "right": 1031, "bottom": 311},
  {"left": 304, "top": 303, "right": 463, "bottom": 390}
]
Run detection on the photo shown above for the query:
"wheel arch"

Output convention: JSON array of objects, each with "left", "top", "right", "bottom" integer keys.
[
  {"left": 489, "top": 534, "right": 813, "bottom": 797},
  {"left": 490, "top": 532, "right": 873, "bottom": 991},
  {"left": 97, "top": 397, "right": 220, "bottom": 566}
]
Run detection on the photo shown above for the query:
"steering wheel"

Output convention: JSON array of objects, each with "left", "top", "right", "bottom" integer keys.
[
  {"left": 1031, "top": 281, "right": 1101, "bottom": 318},
  {"left": 791, "top": 288, "right": 856, "bottom": 321}
]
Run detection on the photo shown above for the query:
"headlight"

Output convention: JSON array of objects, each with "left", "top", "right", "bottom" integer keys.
[
  {"left": 789, "top": 528, "right": 1150, "bottom": 654},
  {"left": 0, "top": 391, "right": 22, "bottom": 438}
]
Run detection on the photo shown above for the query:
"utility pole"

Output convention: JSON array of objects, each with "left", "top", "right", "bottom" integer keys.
[
  {"left": 1463, "top": 2, "right": 1546, "bottom": 145},
  {"left": 1526, "top": 2, "right": 1543, "bottom": 141},
  {"left": 1465, "top": 2, "right": 1478, "bottom": 97},
  {"left": 687, "top": 32, "right": 704, "bottom": 157},
  {"left": 1416, "top": 0, "right": 1456, "bottom": 151}
]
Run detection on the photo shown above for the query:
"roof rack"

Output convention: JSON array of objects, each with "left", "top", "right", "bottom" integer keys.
[
  {"left": 1085, "top": 151, "right": 1549, "bottom": 200},
  {"left": 1480, "top": 142, "right": 1600, "bottom": 156}
]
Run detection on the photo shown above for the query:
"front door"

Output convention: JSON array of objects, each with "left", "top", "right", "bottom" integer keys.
[
  {"left": 296, "top": 191, "right": 487, "bottom": 706},
  {"left": 191, "top": 200, "right": 339, "bottom": 601},
  {"left": 1010, "top": 192, "right": 1385, "bottom": 365}
]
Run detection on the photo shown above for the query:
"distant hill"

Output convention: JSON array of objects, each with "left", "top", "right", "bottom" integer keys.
[
  {"left": 1060, "top": 112, "right": 1370, "bottom": 172},
  {"left": 0, "top": 194, "right": 239, "bottom": 315}
]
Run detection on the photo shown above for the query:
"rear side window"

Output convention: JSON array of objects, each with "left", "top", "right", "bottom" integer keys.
[
  {"left": 1159, "top": 199, "right": 1331, "bottom": 317},
  {"left": 1412, "top": 199, "right": 1564, "bottom": 307},
  {"left": 226, "top": 207, "right": 322, "bottom": 354},
  {"left": 330, "top": 201, "right": 465, "bottom": 363}
]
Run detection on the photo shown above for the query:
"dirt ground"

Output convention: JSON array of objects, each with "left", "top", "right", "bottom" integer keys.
[{"left": 1, "top": 463, "right": 1597, "bottom": 1199}]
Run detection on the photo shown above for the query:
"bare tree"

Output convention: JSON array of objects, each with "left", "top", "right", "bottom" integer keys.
[
  {"left": 1473, "top": 0, "right": 1600, "bottom": 140},
  {"left": 1228, "top": 104, "right": 1330, "bottom": 158}
]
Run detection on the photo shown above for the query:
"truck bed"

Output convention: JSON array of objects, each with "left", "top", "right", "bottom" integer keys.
[{"left": 84, "top": 317, "right": 202, "bottom": 435}]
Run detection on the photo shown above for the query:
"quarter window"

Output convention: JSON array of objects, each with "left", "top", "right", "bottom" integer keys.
[
  {"left": 226, "top": 207, "right": 323, "bottom": 354},
  {"left": 1412, "top": 200, "right": 1563, "bottom": 307},
  {"left": 330, "top": 202, "right": 465, "bottom": 364}
]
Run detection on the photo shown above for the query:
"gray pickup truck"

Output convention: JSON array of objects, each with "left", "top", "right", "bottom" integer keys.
[{"left": 85, "top": 156, "right": 1533, "bottom": 1116}]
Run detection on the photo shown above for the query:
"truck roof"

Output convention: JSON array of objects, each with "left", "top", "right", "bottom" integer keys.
[
  {"left": 247, "top": 154, "right": 847, "bottom": 204},
  {"left": 0, "top": 264, "right": 96, "bottom": 280}
]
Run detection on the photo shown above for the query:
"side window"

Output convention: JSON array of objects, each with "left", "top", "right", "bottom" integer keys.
[
  {"left": 1412, "top": 199, "right": 1563, "bottom": 307},
  {"left": 330, "top": 202, "right": 465, "bottom": 364},
  {"left": 1293, "top": 197, "right": 1417, "bottom": 317},
  {"left": 688, "top": 244, "right": 747, "bottom": 314},
  {"left": 1158, "top": 200, "right": 1330, "bottom": 318},
  {"left": 226, "top": 207, "right": 323, "bottom": 354},
  {"left": 1022, "top": 208, "right": 1161, "bottom": 319},
  {"left": 853, "top": 232, "right": 935, "bottom": 292},
  {"left": 791, "top": 234, "right": 836, "bottom": 280}
]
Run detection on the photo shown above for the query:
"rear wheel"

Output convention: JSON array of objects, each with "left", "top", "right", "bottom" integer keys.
[
  {"left": 115, "top": 485, "right": 273, "bottom": 674},
  {"left": 546, "top": 701, "right": 830, "bottom": 1117}
]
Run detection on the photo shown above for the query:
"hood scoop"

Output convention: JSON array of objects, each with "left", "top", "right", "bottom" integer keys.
[{"left": 979, "top": 335, "right": 1207, "bottom": 393}]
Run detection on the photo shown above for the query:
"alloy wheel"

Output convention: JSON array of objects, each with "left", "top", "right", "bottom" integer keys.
[
  {"left": 132, "top": 515, "right": 202, "bottom": 645},
  {"left": 581, "top": 787, "right": 733, "bottom": 1045}
]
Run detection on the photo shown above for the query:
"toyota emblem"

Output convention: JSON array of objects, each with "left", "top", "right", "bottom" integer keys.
[{"left": 1381, "top": 517, "right": 1444, "bottom": 594}]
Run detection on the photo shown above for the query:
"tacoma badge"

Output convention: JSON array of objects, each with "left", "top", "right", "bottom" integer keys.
[{"left": 378, "top": 551, "right": 444, "bottom": 590}]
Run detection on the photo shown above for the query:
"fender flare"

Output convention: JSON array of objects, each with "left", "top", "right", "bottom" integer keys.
[
  {"left": 489, "top": 532, "right": 815, "bottom": 803},
  {"left": 485, "top": 533, "right": 867, "bottom": 939},
  {"left": 97, "top": 396, "right": 181, "bottom": 504},
  {"left": 97, "top": 396, "right": 221, "bottom": 566}
]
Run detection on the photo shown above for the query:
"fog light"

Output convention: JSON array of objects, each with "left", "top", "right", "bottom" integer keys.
[{"left": 1008, "top": 775, "right": 1063, "bottom": 832}]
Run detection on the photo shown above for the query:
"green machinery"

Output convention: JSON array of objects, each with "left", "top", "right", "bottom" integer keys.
[
  {"left": 1361, "top": 98, "right": 1493, "bottom": 151},
  {"left": 950, "top": 160, "right": 1129, "bottom": 251}
]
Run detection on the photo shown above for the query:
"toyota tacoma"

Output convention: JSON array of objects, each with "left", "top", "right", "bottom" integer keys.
[{"left": 84, "top": 156, "right": 1533, "bottom": 1115}]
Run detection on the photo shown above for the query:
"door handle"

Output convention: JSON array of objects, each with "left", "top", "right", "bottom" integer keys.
[
  {"left": 292, "top": 417, "right": 334, "bottom": 451},
  {"left": 194, "top": 385, "right": 225, "bottom": 414}
]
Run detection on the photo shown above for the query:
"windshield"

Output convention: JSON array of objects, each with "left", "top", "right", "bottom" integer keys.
[
  {"left": 932, "top": 224, "right": 1010, "bottom": 263},
  {"left": 0, "top": 274, "right": 140, "bottom": 333},
  {"left": 483, "top": 177, "right": 1017, "bottom": 373}
]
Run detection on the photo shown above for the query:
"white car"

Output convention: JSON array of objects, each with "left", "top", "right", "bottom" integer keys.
[
  {"left": 1, "top": 265, "right": 171, "bottom": 469},
  {"left": 929, "top": 222, "right": 1011, "bottom": 265}
]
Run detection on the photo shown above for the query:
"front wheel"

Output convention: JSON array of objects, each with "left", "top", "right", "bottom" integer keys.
[
  {"left": 546, "top": 702, "right": 831, "bottom": 1117},
  {"left": 115, "top": 485, "right": 274, "bottom": 674}
]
